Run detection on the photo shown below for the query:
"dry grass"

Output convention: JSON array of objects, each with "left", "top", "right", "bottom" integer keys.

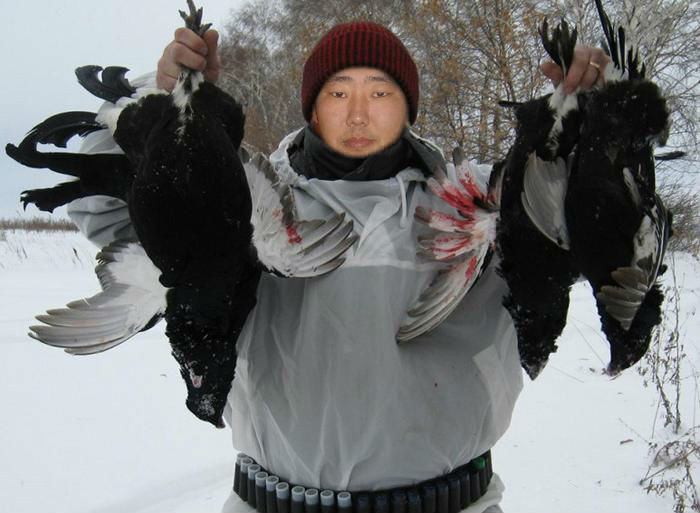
[
  {"left": 0, "top": 217, "right": 78, "bottom": 233},
  {"left": 638, "top": 255, "right": 700, "bottom": 512}
]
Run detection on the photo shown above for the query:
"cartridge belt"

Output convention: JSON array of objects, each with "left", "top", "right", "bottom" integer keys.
[{"left": 233, "top": 451, "right": 493, "bottom": 513}]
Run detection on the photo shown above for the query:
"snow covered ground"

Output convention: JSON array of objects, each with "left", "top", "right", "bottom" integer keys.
[{"left": 1, "top": 229, "right": 698, "bottom": 513}]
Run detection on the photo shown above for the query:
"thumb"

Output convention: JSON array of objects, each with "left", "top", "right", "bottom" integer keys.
[{"left": 540, "top": 61, "right": 563, "bottom": 86}]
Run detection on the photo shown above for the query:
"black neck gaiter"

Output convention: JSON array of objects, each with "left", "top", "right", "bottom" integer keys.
[{"left": 288, "top": 125, "right": 439, "bottom": 181}]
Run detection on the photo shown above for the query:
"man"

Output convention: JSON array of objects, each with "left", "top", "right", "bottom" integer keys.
[{"left": 72, "top": 21, "right": 609, "bottom": 513}]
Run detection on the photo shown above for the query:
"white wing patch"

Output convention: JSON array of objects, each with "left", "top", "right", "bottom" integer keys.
[
  {"left": 521, "top": 152, "right": 571, "bottom": 249},
  {"left": 398, "top": 162, "right": 498, "bottom": 342},
  {"left": 597, "top": 199, "right": 670, "bottom": 330},
  {"left": 246, "top": 153, "right": 358, "bottom": 277},
  {"left": 29, "top": 241, "right": 167, "bottom": 354}
]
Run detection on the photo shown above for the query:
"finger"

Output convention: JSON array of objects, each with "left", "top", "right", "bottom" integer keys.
[
  {"left": 540, "top": 61, "right": 563, "bottom": 85},
  {"left": 590, "top": 48, "right": 611, "bottom": 84},
  {"left": 174, "top": 27, "right": 209, "bottom": 56},
  {"left": 203, "top": 29, "right": 219, "bottom": 55},
  {"left": 563, "top": 46, "right": 593, "bottom": 94},
  {"left": 203, "top": 30, "right": 221, "bottom": 83},
  {"left": 158, "top": 44, "right": 184, "bottom": 79},
  {"left": 170, "top": 41, "right": 207, "bottom": 72},
  {"left": 156, "top": 72, "right": 177, "bottom": 92},
  {"left": 579, "top": 63, "right": 600, "bottom": 91}
]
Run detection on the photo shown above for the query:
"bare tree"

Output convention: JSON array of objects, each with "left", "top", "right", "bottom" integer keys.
[
  {"left": 405, "top": 0, "right": 549, "bottom": 162},
  {"left": 217, "top": 0, "right": 699, "bottom": 254}
]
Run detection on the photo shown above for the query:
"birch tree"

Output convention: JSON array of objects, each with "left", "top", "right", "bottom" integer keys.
[{"left": 216, "top": 0, "right": 698, "bottom": 251}]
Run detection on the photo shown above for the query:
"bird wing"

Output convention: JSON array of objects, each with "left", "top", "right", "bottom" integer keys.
[
  {"left": 597, "top": 194, "right": 671, "bottom": 330},
  {"left": 29, "top": 240, "right": 167, "bottom": 354},
  {"left": 398, "top": 244, "right": 493, "bottom": 343},
  {"left": 521, "top": 153, "right": 571, "bottom": 249},
  {"left": 398, "top": 161, "right": 498, "bottom": 342},
  {"left": 245, "top": 152, "right": 358, "bottom": 278}
]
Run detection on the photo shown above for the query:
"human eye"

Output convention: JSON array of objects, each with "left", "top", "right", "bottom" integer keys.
[
  {"left": 330, "top": 91, "right": 347, "bottom": 98},
  {"left": 372, "top": 90, "right": 392, "bottom": 98}
]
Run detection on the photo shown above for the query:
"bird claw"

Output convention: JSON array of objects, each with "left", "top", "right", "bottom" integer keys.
[
  {"left": 179, "top": 0, "right": 212, "bottom": 36},
  {"left": 539, "top": 17, "right": 578, "bottom": 75}
]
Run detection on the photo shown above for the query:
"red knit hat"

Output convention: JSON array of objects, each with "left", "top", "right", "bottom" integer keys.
[{"left": 301, "top": 21, "right": 419, "bottom": 124}]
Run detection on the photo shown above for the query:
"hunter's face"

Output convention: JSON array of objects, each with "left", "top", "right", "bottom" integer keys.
[{"left": 311, "top": 67, "right": 409, "bottom": 158}]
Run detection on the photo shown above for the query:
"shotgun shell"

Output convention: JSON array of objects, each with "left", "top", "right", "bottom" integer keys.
[
  {"left": 436, "top": 481, "right": 448, "bottom": 513},
  {"left": 233, "top": 453, "right": 248, "bottom": 494},
  {"left": 291, "top": 486, "right": 305, "bottom": 513},
  {"left": 248, "top": 464, "right": 262, "bottom": 507},
  {"left": 447, "top": 476, "right": 460, "bottom": 513},
  {"left": 320, "top": 490, "right": 335, "bottom": 513},
  {"left": 337, "top": 491, "right": 352, "bottom": 513},
  {"left": 266, "top": 476, "right": 280, "bottom": 513},
  {"left": 276, "top": 483, "right": 290, "bottom": 513},
  {"left": 457, "top": 469, "right": 471, "bottom": 508},
  {"left": 391, "top": 490, "right": 407, "bottom": 513},
  {"left": 256, "top": 471, "right": 269, "bottom": 513},
  {"left": 374, "top": 493, "right": 389, "bottom": 513},
  {"left": 305, "top": 488, "right": 320, "bottom": 513},
  {"left": 239, "top": 458, "right": 253, "bottom": 501},
  {"left": 407, "top": 489, "right": 421, "bottom": 513},
  {"left": 355, "top": 494, "right": 370, "bottom": 513},
  {"left": 421, "top": 484, "right": 436, "bottom": 513}
]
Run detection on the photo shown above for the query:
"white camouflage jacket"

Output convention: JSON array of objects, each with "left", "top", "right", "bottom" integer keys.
[{"left": 68, "top": 125, "right": 522, "bottom": 493}]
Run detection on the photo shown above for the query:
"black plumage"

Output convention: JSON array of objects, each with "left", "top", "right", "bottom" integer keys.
[
  {"left": 496, "top": 18, "right": 583, "bottom": 378},
  {"left": 565, "top": 0, "right": 672, "bottom": 374},
  {"left": 13, "top": 2, "right": 254, "bottom": 427},
  {"left": 496, "top": 0, "right": 674, "bottom": 377},
  {"left": 5, "top": 1, "right": 355, "bottom": 426},
  {"left": 5, "top": 111, "right": 133, "bottom": 211},
  {"left": 75, "top": 65, "right": 137, "bottom": 103}
]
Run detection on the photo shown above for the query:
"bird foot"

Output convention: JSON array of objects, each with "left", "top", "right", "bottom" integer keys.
[
  {"left": 179, "top": 0, "right": 212, "bottom": 36},
  {"left": 539, "top": 17, "right": 578, "bottom": 77}
]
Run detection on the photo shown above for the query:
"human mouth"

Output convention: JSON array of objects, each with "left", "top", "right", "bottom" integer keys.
[{"left": 343, "top": 137, "right": 374, "bottom": 150}]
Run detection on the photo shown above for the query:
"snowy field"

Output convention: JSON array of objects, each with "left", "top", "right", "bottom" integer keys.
[{"left": 1, "top": 229, "right": 698, "bottom": 513}]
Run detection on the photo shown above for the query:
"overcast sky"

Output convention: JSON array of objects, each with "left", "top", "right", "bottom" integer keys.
[
  {"left": 3, "top": 2, "right": 696, "bottom": 220},
  {"left": 0, "top": 0, "right": 245, "bottom": 219}
]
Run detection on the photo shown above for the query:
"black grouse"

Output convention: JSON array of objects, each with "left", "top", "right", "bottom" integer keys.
[
  {"left": 492, "top": 17, "right": 583, "bottom": 378},
  {"left": 565, "top": 0, "right": 672, "bottom": 374},
  {"left": 397, "top": 19, "right": 585, "bottom": 361},
  {"left": 5, "top": 1, "right": 357, "bottom": 427},
  {"left": 406, "top": 0, "right": 675, "bottom": 379}
]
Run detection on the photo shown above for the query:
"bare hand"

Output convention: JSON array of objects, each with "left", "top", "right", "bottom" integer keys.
[
  {"left": 540, "top": 45, "right": 611, "bottom": 94},
  {"left": 157, "top": 28, "right": 221, "bottom": 91}
]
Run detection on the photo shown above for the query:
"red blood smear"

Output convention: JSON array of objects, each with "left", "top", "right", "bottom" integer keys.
[
  {"left": 426, "top": 211, "right": 474, "bottom": 231},
  {"left": 459, "top": 176, "right": 484, "bottom": 202},
  {"left": 286, "top": 225, "right": 302, "bottom": 244},
  {"left": 465, "top": 256, "right": 478, "bottom": 279}
]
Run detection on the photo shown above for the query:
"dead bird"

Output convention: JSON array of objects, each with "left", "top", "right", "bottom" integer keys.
[
  {"left": 5, "top": 0, "right": 356, "bottom": 427},
  {"left": 565, "top": 0, "right": 672, "bottom": 374},
  {"left": 493, "top": 17, "right": 584, "bottom": 378},
  {"left": 399, "top": 18, "right": 585, "bottom": 373}
]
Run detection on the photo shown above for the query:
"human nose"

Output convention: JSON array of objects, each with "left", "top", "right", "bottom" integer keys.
[{"left": 346, "top": 93, "right": 369, "bottom": 126}]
